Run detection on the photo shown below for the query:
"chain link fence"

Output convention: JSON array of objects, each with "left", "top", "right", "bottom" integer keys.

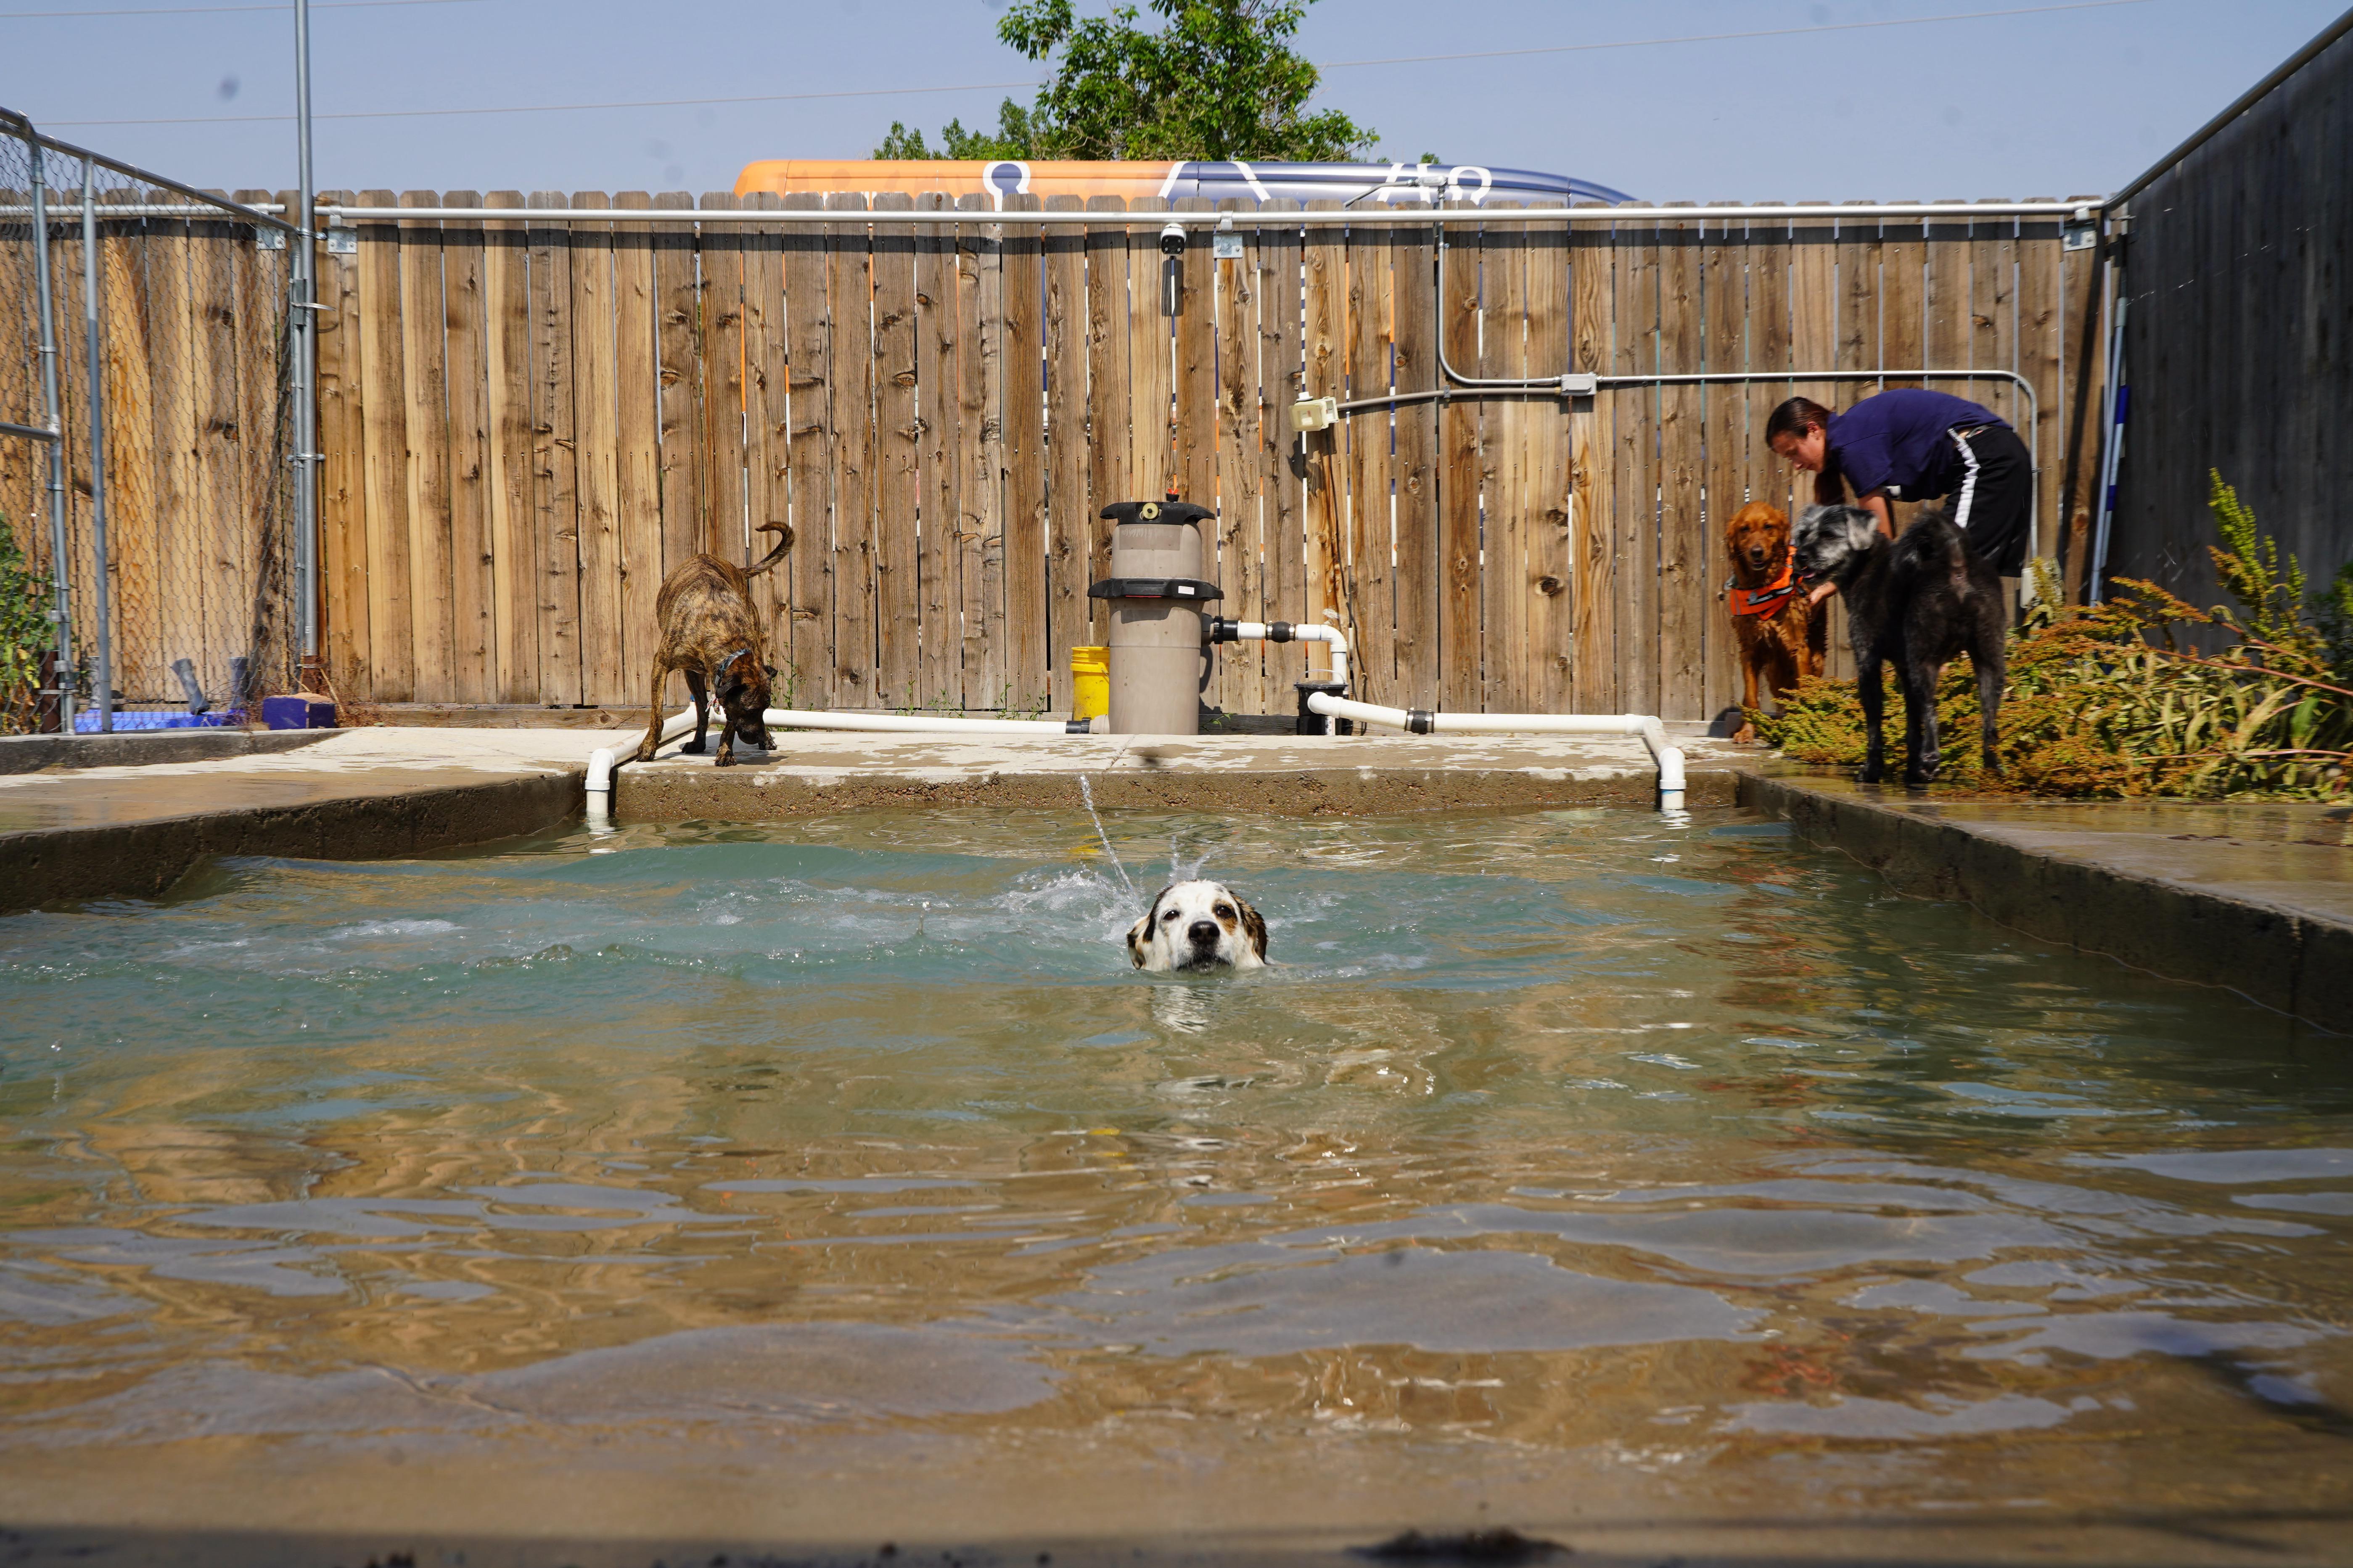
[{"left": 1, "top": 110, "right": 300, "bottom": 734}]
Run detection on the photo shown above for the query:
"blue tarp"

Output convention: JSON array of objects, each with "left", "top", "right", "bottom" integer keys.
[{"left": 72, "top": 710, "right": 243, "bottom": 733}]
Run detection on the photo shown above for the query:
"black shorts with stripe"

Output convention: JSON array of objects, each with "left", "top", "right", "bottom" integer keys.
[{"left": 1942, "top": 424, "right": 2033, "bottom": 575}]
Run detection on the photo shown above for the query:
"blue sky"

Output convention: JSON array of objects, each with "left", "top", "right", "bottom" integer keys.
[{"left": 3, "top": 0, "right": 2342, "bottom": 200}]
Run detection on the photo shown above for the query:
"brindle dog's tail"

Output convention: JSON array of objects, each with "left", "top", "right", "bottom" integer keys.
[{"left": 747, "top": 522, "right": 793, "bottom": 577}]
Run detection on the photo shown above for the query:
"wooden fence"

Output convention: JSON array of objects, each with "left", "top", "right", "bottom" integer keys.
[
  {"left": 313, "top": 190, "right": 2109, "bottom": 722},
  {"left": 2112, "top": 24, "right": 2353, "bottom": 611}
]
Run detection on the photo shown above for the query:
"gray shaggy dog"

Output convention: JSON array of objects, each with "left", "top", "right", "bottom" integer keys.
[{"left": 1792, "top": 504, "right": 2007, "bottom": 787}]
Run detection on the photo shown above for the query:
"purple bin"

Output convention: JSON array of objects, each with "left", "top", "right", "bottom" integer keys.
[{"left": 262, "top": 694, "right": 338, "bottom": 730}]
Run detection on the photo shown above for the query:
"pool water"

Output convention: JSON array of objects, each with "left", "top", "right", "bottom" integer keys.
[{"left": 1, "top": 807, "right": 2349, "bottom": 1548}]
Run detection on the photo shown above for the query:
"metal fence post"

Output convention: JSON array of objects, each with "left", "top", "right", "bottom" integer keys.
[
  {"left": 79, "top": 159, "right": 111, "bottom": 732},
  {"left": 26, "top": 130, "right": 73, "bottom": 735},
  {"left": 292, "top": 0, "right": 319, "bottom": 669}
]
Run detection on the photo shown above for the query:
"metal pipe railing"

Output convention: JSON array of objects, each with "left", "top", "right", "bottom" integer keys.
[
  {"left": 0, "top": 106, "right": 299, "bottom": 234},
  {"left": 79, "top": 160, "right": 112, "bottom": 734},
  {"left": 0, "top": 198, "right": 2094, "bottom": 227},
  {"left": 292, "top": 0, "right": 320, "bottom": 664},
  {"left": 24, "top": 126, "right": 74, "bottom": 736},
  {"left": 1331, "top": 368, "right": 2042, "bottom": 563}
]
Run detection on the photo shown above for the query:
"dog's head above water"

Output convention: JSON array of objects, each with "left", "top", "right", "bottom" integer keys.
[
  {"left": 1126, "top": 881, "right": 1268, "bottom": 972},
  {"left": 1793, "top": 503, "right": 1882, "bottom": 583}
]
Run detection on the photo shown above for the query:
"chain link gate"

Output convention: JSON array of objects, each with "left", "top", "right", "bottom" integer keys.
[{"left": 0, "top": 108, "right": 301, "bottom": 734}]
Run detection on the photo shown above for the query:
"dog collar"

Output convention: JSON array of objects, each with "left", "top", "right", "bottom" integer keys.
[{"left": 1727, "top": 549, "right": 1804, "bottom": 616}]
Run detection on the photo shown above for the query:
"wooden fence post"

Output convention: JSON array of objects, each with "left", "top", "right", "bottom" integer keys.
[
  {"left": 441, "top": 189, "right": 494, "bottom": 703},
  {"left": 871, "top": 191, "right": 923, "bottom": 708},
  {"left": 1301, "top": 202, "right": 1346, "bottom": 686},
  {"left": 998, "top": 192, "right": 1046, "bottom": 712},
  {"left": 525, "top": 190, "right": 581, "bottom": 707}
]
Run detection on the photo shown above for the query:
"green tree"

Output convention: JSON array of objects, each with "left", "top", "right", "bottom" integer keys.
[{"left": 873, "top": 0, "right": 1373, "bottom": 163}]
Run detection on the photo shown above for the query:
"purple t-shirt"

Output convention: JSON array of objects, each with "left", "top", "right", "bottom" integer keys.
[{"left": 1827, "top": 390, "right": 2008, "bottom": 500}]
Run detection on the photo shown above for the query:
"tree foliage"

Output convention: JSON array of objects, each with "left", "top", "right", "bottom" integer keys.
[
  {"left": 1755, "top": 475, "right": 2353, "bottom": 800},
  {"left": 874, "top": 0, "right": 1373, "bottom": 163}
]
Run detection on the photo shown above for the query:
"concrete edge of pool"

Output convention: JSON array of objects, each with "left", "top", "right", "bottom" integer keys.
[
  {"left": 0, "top": 724, "right": 2345, "bottom": 1032},
  {"left": 1738, "top": 771, "right": 2353, "bottom": 1035}
]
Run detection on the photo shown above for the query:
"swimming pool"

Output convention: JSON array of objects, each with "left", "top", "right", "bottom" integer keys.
[{"left": 0, "top": 806, "right": 2347, "bottom": 1552}]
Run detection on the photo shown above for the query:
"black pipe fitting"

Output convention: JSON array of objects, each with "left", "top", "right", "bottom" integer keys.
[{"left": 1294, "top": 681, "right": 1350, "bottom": 736}]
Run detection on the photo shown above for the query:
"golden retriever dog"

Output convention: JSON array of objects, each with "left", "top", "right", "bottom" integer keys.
[{"left": 1722, "top": 501, "right": 1826, "bottom": 742}]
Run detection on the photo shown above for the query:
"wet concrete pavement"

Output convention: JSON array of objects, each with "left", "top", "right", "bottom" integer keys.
[
  {"left": 616, "top": 726, "right": 1753, "bottom": 818},
  {"left": 0, "top": 727, "right": 603, "bottom": 911}
]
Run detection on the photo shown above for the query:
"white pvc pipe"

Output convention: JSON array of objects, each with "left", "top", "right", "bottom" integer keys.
[
  {"left": 1306, "top": 692, "right": 1687, "bottom": 811},
  {"left": 246, "top": 201, "right": 2102, "bottom": 227},
  {"left": 1220, "top": 620, "right": 1348, "bottom": 690},
  {"left": 764, "top": 707, "right": 1095, "bottom": 736}
]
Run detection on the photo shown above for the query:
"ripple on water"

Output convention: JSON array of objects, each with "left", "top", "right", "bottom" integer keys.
[{"left": 0, "top": 806, "right": 2348, "bottom": 1512}]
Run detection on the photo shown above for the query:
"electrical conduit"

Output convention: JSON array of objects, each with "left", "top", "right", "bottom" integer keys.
[{"left": 1303, "top": 692, "right": 1686, "bottom": 810}]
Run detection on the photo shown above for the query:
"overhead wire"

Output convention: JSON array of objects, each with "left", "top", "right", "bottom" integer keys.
[
  {"left": 37, "top": 0, "right": 2167, "bottom": 128},
  {"left": 3, "top": 0, "right": 475, "bottom": 16}
]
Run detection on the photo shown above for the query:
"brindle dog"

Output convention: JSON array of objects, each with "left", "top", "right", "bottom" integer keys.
[
  {"left": 1792, "top": 504, "right": 2005, "bottom": 787},
  {"left": 634, "top": 523, "right": 790, "bottom": 767}
]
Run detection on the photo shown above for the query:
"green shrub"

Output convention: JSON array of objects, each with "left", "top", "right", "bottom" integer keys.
[
  {"left": 0, "top": 517, "right": 50, "bottom": 736},
  {"left": 1755, "top": 474, "right": 2353, "bottom": 800}
]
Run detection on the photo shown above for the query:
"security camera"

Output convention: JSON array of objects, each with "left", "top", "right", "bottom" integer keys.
[{"left": 1158, "top": 222, "right": 1186, "bottom": 257}]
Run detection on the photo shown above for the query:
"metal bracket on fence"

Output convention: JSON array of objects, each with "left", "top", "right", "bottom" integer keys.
[
  {"left": 256, "top": 228, "right": 285, "bottom": 250},
  {"left": 325, "top": 229, "right": 356, "bottom": 255}
]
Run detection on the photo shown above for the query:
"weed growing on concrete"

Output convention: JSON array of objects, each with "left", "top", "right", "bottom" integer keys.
[
  {"left": 993, "top": 682, "right": 1050, "bottom": 722},
  {"left": 1757, "top": 474, "right": 2353, "bottom": 800}
]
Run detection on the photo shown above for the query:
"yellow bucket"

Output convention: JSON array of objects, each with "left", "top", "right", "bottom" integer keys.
[{"left": 1071, "top": 645, "right": 1108, "bottom": 721}]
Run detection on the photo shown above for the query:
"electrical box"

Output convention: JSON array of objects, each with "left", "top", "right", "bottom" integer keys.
[{"left": 1290, "top": 396, "right": 1339, "bottom": 433}]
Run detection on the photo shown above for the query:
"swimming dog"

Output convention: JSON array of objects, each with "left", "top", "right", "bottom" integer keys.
[
  {"left": 634, "top": 523, "right": 791, "bottom": 768},
  {"left": 1722, "top": 500, "right": 1826, "bottom": 741},
  {"left": 1792, "top": 504, "right": 2005, "bottom": 787},
  {"left": 1126, "top": 881, "right": 1269, "bottom": 972}
]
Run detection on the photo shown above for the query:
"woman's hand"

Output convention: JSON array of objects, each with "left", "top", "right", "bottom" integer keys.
[{"left": 1806, "top": 579, "right": 1837, "bottom": 607}]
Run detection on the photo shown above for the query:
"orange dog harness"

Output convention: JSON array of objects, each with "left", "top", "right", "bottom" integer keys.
[{"left": 1726, "top": 549, "right": 1806, "bottom": 617}]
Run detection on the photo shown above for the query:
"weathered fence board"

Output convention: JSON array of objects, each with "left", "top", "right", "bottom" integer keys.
[{"left": 307, "top": 193, "right": 2093, "bottom": 721}]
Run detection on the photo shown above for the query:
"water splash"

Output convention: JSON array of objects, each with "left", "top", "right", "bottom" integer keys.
[
  {"left": 1076, "top": 776, "right": 1137, "bottom": 899},
  {"left": 1169, "top": 834, "right": 1213, "bottom": 886}
]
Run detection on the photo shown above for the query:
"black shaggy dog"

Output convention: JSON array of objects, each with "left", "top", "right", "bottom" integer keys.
[{"left": 1792, "top": 504, "right": 2006, "bottom": 787}]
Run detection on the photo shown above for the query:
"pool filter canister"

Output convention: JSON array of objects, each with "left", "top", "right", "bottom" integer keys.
[{"left": 1089, "top": 497, "right": 1221, "bottom": 736}]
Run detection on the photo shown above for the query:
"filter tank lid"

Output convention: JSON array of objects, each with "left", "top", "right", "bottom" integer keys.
[{"left": 1101, "top": 497, "right": 1215, "bottom": 528}]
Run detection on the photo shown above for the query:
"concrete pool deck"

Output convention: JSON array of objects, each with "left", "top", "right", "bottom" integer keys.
[
  {"left": 0, "top": 723, "right": 2346, "bottom": 1029},
  {"left": 0, "top": 726, "right": 592, "bottom": 909}
]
